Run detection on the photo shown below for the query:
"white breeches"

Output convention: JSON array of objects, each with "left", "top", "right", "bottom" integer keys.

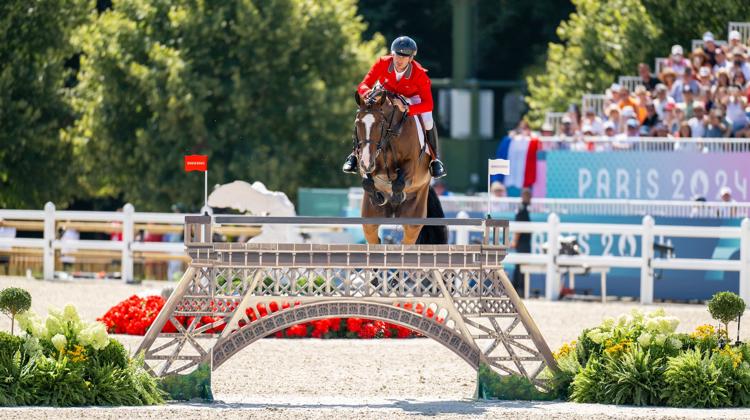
[{"left": 406, "top": 95, "right": 434, "bottom": 130}]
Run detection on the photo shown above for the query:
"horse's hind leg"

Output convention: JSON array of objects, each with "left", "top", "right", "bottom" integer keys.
[
  {"left": 363, "top": 224, "right": 380, "bottom": 244},
  {"left": 402, "top": 225, "right": 423, "bottom": 245}
]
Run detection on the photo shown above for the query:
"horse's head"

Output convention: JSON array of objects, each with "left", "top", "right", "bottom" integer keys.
[{"left": 353, "top": 87, "right": 406, "bottom": 175}]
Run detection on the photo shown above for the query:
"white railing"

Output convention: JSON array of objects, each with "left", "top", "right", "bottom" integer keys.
[
  {"left": 581, "top": 93, "right": 607, "bottom": 116},
  {"left": 536, "top": 135, "right": 750, "bottom": 153},
  {"left": 617, "top": 76, "right": 642, "bottom": 92},
  {"left": 729, "top": 22, "right": 750, "bottom": 44},
  {"left": 462, "top": 215, "right": 750, "bottom": 304},
  {"left": 2, "top": 204, "right": 749, "bottom": 304},
  {"left": 347, "top": 192, "right": 750, "bottom": 219},
  {"left": 544, "top": 111, "right": 566, "bottom": 134},
  {"left": 655, "top": 57, "right": 667, "bottom": 76}
]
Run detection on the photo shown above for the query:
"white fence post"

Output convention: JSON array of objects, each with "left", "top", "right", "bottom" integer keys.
[
  {"left": 122, "top": 203, "right": 134, "bottom": 283},
  {"left": 43, "top": 202, "right": 56, "bottom": 280},
  {"left": 455, "top": 210, "right": 470, "bottom": 245},
  {"left": 640, "top": 215, "right": 655, "bottom": 304},
  {"left": 545, "top": 213, "right": 560, "bottom": 300},
  {"left": 740, "top": 218, "right": 750, "bottom": 303}
]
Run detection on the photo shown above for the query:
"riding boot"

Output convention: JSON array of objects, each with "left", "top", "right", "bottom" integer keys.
[
  {"left": 426, "top": 127, "right": 447, "bottom": 178},
  {"left": 342, "top": 153, "right": 358, "bottom": 174}
]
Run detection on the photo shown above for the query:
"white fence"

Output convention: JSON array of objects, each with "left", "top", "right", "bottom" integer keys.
[
  {"left": 348, "top": 192, "right": 750, "bottom": 219},
  {"left": 2, "top": 204, "right": 749, "bottom": 304}
]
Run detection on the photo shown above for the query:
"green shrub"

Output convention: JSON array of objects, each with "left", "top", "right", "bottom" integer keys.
[
  {"left": 0, "top": 332, "right": 23, "bottom": 357},
  {"left": 91, "top": 339, "right": 128, "bottom": 369},
  {"left": 663, "top": 349, "right": 732, "bottom": 408},
  {"left": 599, "top": 346, "right": 665, "bottom": 406},
  {"left": 477, "top": 363, "right": 555, "bottom": 401},
  {"left": 570, "top": 357, "right": 605, "bottom": 403},
  {"left": 0, "top": 287, "right": 32, "bottom": 335},
  {"left": 708, "top": 292, "right": 746, "bottom": 340}
]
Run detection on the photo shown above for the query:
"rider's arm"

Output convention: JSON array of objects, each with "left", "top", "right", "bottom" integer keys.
[
  {"left": 407, "top": 73, "right": 433, "bottom": 116},
  {"left": 358, "top": 58, "right": 386, "bottom": 97}
]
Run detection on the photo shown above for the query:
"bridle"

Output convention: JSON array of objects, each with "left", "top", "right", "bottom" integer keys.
[{"left": 353, "top": 88, "right": 410, "bottom": 179}]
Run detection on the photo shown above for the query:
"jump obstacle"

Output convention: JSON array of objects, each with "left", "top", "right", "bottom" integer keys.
[{"left": 135, "top": 215, "right": 558, "bottom": 395}]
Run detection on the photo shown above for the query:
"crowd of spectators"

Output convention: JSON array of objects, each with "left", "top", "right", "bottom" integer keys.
[{"left": 548, "top": 31, "right": 750, "bottom": 145}]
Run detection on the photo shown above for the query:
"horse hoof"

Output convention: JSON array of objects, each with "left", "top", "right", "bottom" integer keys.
[
  {"left": 374, "top": 192, "right": 388, "bottom": 207},
  {"left": 391, "top": 192, "right": 406, "bottom": 205}
]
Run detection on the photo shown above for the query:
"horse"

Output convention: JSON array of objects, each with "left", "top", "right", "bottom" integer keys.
[{"left": 353, "top": 85, "right": 447, "bottom": 245}]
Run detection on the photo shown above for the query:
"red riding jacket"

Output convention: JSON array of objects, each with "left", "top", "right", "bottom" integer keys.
[{"left": 357, "top": 55, "right": 433, "bottom": 116}]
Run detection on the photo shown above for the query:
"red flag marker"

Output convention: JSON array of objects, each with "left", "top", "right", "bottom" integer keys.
[{"left": 184, "top": 155, "right": 208, "bottom": 172}]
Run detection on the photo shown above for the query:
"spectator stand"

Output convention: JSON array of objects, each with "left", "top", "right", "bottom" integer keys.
[
  {"left": 617, "top": 76, "right": 642, "bottom": 93},
  {"left": 729, "top": 22, "right": 750, "bottom": 44},
  {"left": 581, "top": 94, "right": 606, "bottom": 117}
]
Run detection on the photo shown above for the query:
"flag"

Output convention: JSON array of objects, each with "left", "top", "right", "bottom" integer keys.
[
  {"left": 184, "top": 155, "right": 208, "bottom": 172},
  {"left": 488, "top": 158, "right": 510, "bottom": 176}
]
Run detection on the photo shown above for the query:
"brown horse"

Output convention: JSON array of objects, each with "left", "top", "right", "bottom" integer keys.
[{"left": 353, "top": 86, "right": 436, "bottom": 244}]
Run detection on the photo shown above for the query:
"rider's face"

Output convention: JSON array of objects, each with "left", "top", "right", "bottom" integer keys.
[{"left": 393, "top": 54, "right": 412, "bottom": 72}]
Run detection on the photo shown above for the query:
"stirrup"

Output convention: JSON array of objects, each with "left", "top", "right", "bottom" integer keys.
[
  {"left": 430, "top": 159, "right": 447, "bottom": 178},
  {"left": 342, "top": 154, "right": 358, "bottom": 174}
]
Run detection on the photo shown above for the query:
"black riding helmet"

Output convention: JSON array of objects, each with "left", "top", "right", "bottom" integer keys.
[{"left": 391, "top": 36, "right": 417, "bottom": 57}]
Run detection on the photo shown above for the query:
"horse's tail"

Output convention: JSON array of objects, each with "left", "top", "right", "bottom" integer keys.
[{"left": 416, "top": 186, "right": 448, "bottom": 245}]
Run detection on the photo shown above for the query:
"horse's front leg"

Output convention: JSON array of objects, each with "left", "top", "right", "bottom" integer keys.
[
  {"left": 363, "top": 224, "right": 381, "bottom": 244},
  {"left": 363, "top": 176, "right": 387, "bottom": 207},
  {"left": 390, "top": 168, "right": 406, "bottom": 205},
  {"left": 402, "top": 224, "right": 423, "bottom": 245}
]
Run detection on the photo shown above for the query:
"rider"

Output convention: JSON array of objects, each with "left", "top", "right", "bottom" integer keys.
[{"left": 343, "top": 36, "right": 447, "bottom": 178}]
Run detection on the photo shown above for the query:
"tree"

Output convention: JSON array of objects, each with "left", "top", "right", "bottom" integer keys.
[
  {"left": 525, "top": 0, "right": 660, "bottom": 126},
  {"left": 69, "top": 0, "right": 384, "bottom": 210},
  {"left": 708, "top": 291, "right": 746, "bottom": 343},
  {"left": 0, "top": 0, "right": 89, "bottom": 208},
  {"left": 0, "top": 287, "right": 32, "bottom": 335}
]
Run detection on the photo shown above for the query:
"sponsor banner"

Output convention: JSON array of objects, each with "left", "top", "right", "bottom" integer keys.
[{"left": 545, "top": 151, "right": 750, "bottom": 201}]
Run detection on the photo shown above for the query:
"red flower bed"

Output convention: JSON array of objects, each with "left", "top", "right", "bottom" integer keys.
[{"left": 99, "top": 296, "right": 443, "bottom": 339}]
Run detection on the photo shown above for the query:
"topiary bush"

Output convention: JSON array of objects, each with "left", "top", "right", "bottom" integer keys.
[
  {"left": 708, "top": 292, "right": 746, "bottom": 342},
  {"left": 0, "top": 287, "right": 32, "bottom": 335}
]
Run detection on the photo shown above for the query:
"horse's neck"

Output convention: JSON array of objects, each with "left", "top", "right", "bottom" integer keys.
[{"left": 392, "top": 116, "right": 419, "bottom": 162}]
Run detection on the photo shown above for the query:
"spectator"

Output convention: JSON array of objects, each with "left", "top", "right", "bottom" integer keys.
[
  {"left": 540, "top": 122, "right": 554, "bottom": 137},
  {"left": 641, "top": 100, "right": 659, "bottom": 134},
  {"left": 723, "top": 86, "right": 749, "bottom": 135},
  {"left": 605, "top": 105, "right": 621, "bottom": 133},
  {"left": 638, "top": 63, "right": 660, "bottom": 91},
  {"left": 696, "top": 66, "right": 713, "bottom": 89},
  {"left": 630, "top": 86, "right": 645, "bottom": 122},
  {"left": 511, "top": 188, "right": 532, "bottom": 294},
  {"left": 698, "top": 86, "right": 714, "bottom": 112},
  {"left": 688, "top": 102, "right": 707, "bottom": 137},
  {"left": 733, "top": 70, "right": 748, "bottom": 90},
  {"left": 653, "top": 84, "right": 671, "bottom": 119},
  {"left": 621, "top": 105, "right": 637, "bottom": 129},
  {"left": 672, "top": 67, "right": 699, "bottom": 102},
  {"left": 559, "top": 115, "right": 576, "bottom": 137},
  {"left": 712, "top": 68, "right": 731, "bottom": 95},
  {"left": 690, "top": 47, "right": 708, "bottom": 72},
  {"left": 729, "top": 48, "right": 750, "bottom": 81},
  {"left": 652, "top": 122, "right": 670, "bottom": 137},
  {"left": 718, "top": 186, "right": 738, "bottom": 218},
  {"left": 662, "top": 98, "right": 681, "bottom": 133},
  {"left": 491, "top": 181, "right": 507, "bottom": 198},
  {"left": 659, "top": 67, "right": 678, "bottom": 97},
  {"left": 705, "top": 109, "right": 730, "bottom": 137},
  {"left": 713, "top": 47, "right": 729, "bottom": 74},
  {"left": 676, "top": 121, "right": 692, "bottom": 138},
  {"left": 701, "top": 32, "right": 718, "bottom": 66},
  {"left": 667, "top": 44, "right": 690, "bottom": 75},
  {"left": 728, "top": 30, "right": 746, "bottom": 55},
  {"left": 581, "top": 108, "right": 604, "bottom": 135},
  {"left": 681, "top": 85, "right": 695, "bottom": 117},
  {"left": 617, "top": 85, "right": 638, "bottom": 110}
]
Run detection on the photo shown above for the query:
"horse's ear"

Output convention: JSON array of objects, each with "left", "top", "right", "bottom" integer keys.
[{"left": 354, "top": 91, "right": 362, "bottom": 107}]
